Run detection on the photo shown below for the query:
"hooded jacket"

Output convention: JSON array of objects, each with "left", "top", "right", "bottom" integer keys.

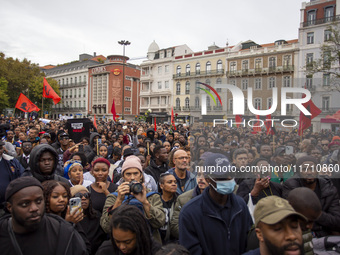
[
  {"left": 145, "top": 158, "right": 169, "bottom": 184},
  {"left": 22, "top": 144, "right": 68, "bottom": 183}
]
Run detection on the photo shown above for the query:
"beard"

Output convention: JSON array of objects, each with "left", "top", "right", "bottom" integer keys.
[
  {"left": 263, "top": 235, "right": 304, "bottom": 255},
  {"left": 12, "top": 208, "right": 43, "bottom": 233}
]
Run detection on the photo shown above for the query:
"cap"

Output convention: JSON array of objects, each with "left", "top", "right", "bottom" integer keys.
[
  {"left": 70, "top": 185, "right": 89, "bottom": 197},
  {"left": 273, "top": 146, "right": 285, "bottom": 157},
  {"left": 254, "top": 196, "right": 307, "bottom": 227},
  {"left": 122, "top": 155, "right": 143, "bottom": 175},
  {"left": 60, "top": 132, "right": 69, "bottom": 138},
  {"left": 123, "top": 148, "right": 135, "bottom": 157},
  {"left": 42, "top": 133, "right": 51, "bottom": 138},
  {"left": 5, "top": 176, "right": 43, "bottom": 202},
  {"left": 203, "top": 153, "right": 232, "bottom": 179}
]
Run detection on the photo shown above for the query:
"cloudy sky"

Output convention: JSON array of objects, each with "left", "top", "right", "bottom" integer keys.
[{"left": 1, "top": 0, "right": 305, "bottom": 66}]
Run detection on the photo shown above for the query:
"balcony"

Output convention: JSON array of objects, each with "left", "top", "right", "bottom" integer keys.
[
  {"left": 182, "top": 106, "right": 190, "bottom": 111},
  {"left": 60, "top": 81, "right": 87, "bottom": 88},
  {"left": 173, "top": 69, "right": 224, "bottom": 79},
  {"left": 226, "top": 66, "right": 294, "bottom": 77},
  {"left": 321, "top": 108, "right": 338, "bottom": 113},
  {"left": 302, "top": 15, "right": 340, "bottom": 27},
  {"left": 140, "top": 73, "right": 153, "bottom": 82},
  {"left": 213, "top": 106, "right": 223, "bottom": 111}
]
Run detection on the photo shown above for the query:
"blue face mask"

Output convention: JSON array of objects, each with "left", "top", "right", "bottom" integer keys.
[{"left": 210, "top": 177, "right": 236, "bottom": 195}]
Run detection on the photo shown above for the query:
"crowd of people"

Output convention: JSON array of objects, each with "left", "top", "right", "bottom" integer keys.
[{"left": 0, "top": 116, "right": 340, "bottom": 255}]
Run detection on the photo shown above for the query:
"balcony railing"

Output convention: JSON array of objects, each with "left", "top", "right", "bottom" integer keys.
[
  {"left": 173, "top": 69, "right": 224, "bottom": 79},
  {"left": 60, "top": 81, "right": 87, "bottom": 88},
  {"left": 321, "top": 108, "right": 338, "bottom": 113},
  {"left": 302, "top": 15, "right": 340, "bottom": 27},
  {"left": 226, "top": 66, "right": 294, "bottom": 77}
]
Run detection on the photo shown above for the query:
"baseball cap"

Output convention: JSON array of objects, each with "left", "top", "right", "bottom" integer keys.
[
  {"left": 203, "top": 153, "right": 233, "bottom": 179},
  {"left": 60, "top": 132, "right": 69, "bottom": 138},
  {"left": 254, "top": 196, "right": 307, "bottom": 227}
]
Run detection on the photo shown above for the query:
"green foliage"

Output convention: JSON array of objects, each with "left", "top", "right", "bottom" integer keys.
[
  {"left": 0, "top": 77, "right": 10, "bottom": 111},
  {"left": 0, "top": 52, "right": 60, "bottom": 111}
]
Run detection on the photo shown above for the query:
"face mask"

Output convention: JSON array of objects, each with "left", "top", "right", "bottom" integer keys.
[{"left": 209, "top": 177, "right": 236, "bottom": 195}]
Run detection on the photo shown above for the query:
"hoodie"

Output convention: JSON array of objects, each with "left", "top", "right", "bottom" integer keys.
[
  {"left": 22, "top": 144, "right": 68, "bottom": 183},
  {"left": 84, "top": 132, "right": 100, "bottom": 163}
]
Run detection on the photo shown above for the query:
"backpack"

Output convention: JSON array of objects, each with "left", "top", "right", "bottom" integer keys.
[
  {"left": 313, "top": 236, "right": 340, "bottom": 254},
  {"left": 112, "top": 191, "right": 158, "bottom": 212}
]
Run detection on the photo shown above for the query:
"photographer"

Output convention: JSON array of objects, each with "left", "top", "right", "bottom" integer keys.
[{"left": 100, "top": 155, "right": 165, "bottom": 244}]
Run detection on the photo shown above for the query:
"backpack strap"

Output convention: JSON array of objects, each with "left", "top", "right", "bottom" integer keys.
[{"left": 7, "top": 218, "right": 23, "bottom": 255}]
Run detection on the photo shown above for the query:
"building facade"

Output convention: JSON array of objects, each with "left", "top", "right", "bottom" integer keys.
[
  {"left": 140, "top": 41, "right": 193, "bottom": 123},
  {"left": 297, "top": 0, "right": 340, "bottom": 132},
  {"left": 88, "top": 55, "right": 140, "bottom": 120}
]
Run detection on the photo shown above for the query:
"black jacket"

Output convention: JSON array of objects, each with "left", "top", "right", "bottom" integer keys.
[
  {"left": 21, "top": 144, "right": 68, "bottom": 184},
  {"left": 145, "top": 158, "right": 169, "bottom": 184},
  {"left": 283, "top": 177, "right": 340, "bottom": 237},
  {"left": 84, "top": 132, "right": 100, "bottom": 163}
]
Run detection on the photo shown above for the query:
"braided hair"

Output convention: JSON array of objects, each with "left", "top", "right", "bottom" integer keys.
[
  {"left": 110, "top": 205, "right": 152, "bottom": 255},
  {"left": 42, "top": 180, "right": 71, "bottom": 219}
]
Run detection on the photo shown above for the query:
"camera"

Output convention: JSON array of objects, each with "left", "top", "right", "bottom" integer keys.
[{"left": 129, "top": 181, "right": 143, "bottom": 194}]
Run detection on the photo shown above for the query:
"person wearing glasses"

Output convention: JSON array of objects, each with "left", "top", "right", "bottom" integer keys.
[
  {"left": 167, "top": 149, "right": 196, "bottom": 195},
  {"left": 70, "top": 185, "right": 107, "bottom": 255}
]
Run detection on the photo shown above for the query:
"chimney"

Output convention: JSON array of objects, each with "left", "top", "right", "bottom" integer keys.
[{"left": 94, "top": 52, "right": 97, "bottom": 57}]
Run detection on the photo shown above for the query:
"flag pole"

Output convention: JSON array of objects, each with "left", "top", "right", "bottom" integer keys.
[{"left": 41, "top": 97, "right": 44, "bottom": 118}]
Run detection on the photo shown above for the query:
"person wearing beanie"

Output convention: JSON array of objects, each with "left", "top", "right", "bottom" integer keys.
[
  {"left": 0, "top": 177, "right": 87, "bottom": 255},
  {"left": 282, "top": 156, "right": 340, "bottom": 237},
  {"left": 100, "top": 155, "right": 165, "bottom": 244},
  {"left": 64, "top": 160, "right": 92, "bottom": 188}
]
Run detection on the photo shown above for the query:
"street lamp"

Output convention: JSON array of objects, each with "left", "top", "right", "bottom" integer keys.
[{"left": 118, "top": 40, "right": 131, "bottom": 120}]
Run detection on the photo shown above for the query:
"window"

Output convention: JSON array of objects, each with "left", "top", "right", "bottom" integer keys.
[
  {"left": 83, "top": 88, "right": 86, "bottom": 97},
  {"left": 324, "top": 30, "right": 332, "bottom": 41},
  {"left": 185, "top": 81, "right": 190, "bottom": 94},
  {"left": 216, "top": 97, "right": 222, "bottom": 107},
  {"left": 230, "top": 61, "right": 236, "bottom": 74},
  {"left": 70, "top": 78, "right": 73, "bottom": 84},
  {"left": 79, "top": 76, "right": 81, "bottom": 82},
  {"left": 75, "top": 77, "right": 77, "bottom": 84},
  {"left": 74, "top": 101, "right": 77, "bottom": 107},
  {"left": 176, "top": 82, "right": 181, "bottom": 95},
  {"left": 176, "top": 66, "right": 181, "bottom": 76},
  {"left": 165, "top": 81, "right": 169, "bottom": 89},
  {"left": 158, "top": 66, "right": 162, "bottom": 74},
  {"left": 195, "top": 97, "right": 200, "bottom": 108},
  {"left": 165, "top": 65, "right": 169, "bottom": 73},
  {"left": 176, "top": 98, "right": 180, "bottom": 108},
  {"left": 157, "top": 98, "right": 160, "bottom": 104},
  {"left": 195, "top": 63, "right": 201, "bottom": 74},
  {"left": 229, "top": 99, "right": 233, "bottom": 112},
  {"left": 307, "top": 10, "right": 316, "bottom": 25},
  {"left": 158, "top": 81, "right": 162, "bottom": 89},
  {"left": 195, "top": 81, "right": 200, "bottom": 94},
  {"left": 242, "top": 79, "right": 248, "bottom": 90},
  {"left": 269, "top": 77, "right": 276, "bottom": 88},
  {"left": 206, "top": 61, "right": 211, "bottom": 74},
  {"left": 217, "top": 60, "right": 223, "bottom": 73},
  {"left": 283, "top": 76, "right": 291, "bottom": 87},
  {"left": 66, "top": 78, "right": 69, "bottom": 84},
  {"left": 206, "top": 96, "right": 210, "bottom": 106},
  {"left": 244, "top": 99, "right": 247, "bottom": 112},
  {"left": 186, "top": 64, "right": 190, "bottom": 76},
  {"left": 216, "top": 78, "right": 222, "bottom": 92},
  {"left": 325, "top": 6, "right": 334, "bottom": 22},
  {"left": 323, "top": 74, "right": 330, "bottom": 86},
  {"left": 185, "top": 97, "right": 190, "bottom": 108},
  {"left": 306, "top": 75, "right": 313, "bottom": 89},
  {"left": 269, "top": 57, "right": 276, "bottom": 71},
  {"left": 306, "top": 53, "right": 313, "bottom": 67},
  {"left": 229, "top": 79, "right": 236, "bottom": 86},
  {"left": 242, "top": 60, "right": 249, "bottom": 72},
  {"left": 283, "top": 55, "right": 291, "bottom": 69},
  {"left": 78, "top": 88, "right": 81, "bottom": 97},
  {"left": 79, "top": 101, "right": 81, "bottom": 108},
  {"left": 254, "top": 98, "right": 261, "bottom": 110},
  {"left": 323, "top": 51, "right": 331, "bottom": 68},
  {"left": 255, "top": 78, "right": 262, "bottom": 89},
  {"left": 83, "top": 100, "right": 86, "bottom": 107},
  {"left": 267, "top": 98, "right": 272, "bottom": 109},
  {"left": 124, "top": 107, "right": 131, "bottom": 112},
  {"left": 205, "top": 79, "right": 211, "bottom": 91},
  {"left": 125, "top": 86, "right": 131, "bottom": 91},
  {"left": 322, "top": 96, "right": 330, "bottom": 110},
  {"left": 307, "top": 32, "right": 314, "bottom": 44},
  {"left": 125, "top": 97, "right": 131, "bottom": 101},
  {"left": 255, "top": 58, "right": 262, "bottom": 72},
  {"left": 62, "top": 78, "right": 64, "bottom": 85},
  {"left": 70, "top": 101, "right": 73, "bottom": 107}
]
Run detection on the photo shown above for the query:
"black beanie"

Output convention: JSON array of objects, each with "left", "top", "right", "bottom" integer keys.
[{"left": 5, "top": 176, "right": 43, "bottom": 202}]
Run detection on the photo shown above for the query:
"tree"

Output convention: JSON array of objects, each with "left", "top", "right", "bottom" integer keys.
[
  {"left": 306, "top": 23, "right": 340, "bottom": 91},
  {"left": 0, "top": 77, "right": 10, "bottom": 112}
]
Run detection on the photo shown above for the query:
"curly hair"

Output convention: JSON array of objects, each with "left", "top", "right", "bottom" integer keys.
[
  {"left": 42, "top": 180, "right": 71, "bottom": 219},
  {"left": 110, "top": 205, "right": 152, "bottom": 255}
]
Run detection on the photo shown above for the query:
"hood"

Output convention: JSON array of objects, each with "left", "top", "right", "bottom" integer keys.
[
  {"left": 29, "top": 144, "right": 59, "bottom": 176},
  {"left": 146, "top": 128, "right": 155, "bottom": 140},
  {"left": 89, "top": 132, "right": 100, "bottom": 147}
]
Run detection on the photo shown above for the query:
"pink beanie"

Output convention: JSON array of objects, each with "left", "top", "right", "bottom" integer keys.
[{"left": 121, "top": 155, "right": 143, "bottom": 175}]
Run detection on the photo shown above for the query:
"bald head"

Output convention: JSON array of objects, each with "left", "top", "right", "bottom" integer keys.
[{"left": 287, "top": 187, "right": 321, "bottom": 214}]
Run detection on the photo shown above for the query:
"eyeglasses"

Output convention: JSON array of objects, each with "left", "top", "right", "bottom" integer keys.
[
  {"left": 175, "top": 156, "right": 189, "bottom": 160},
  {"left": 74, "top": 192, "right": 90, "bottom": 199}
]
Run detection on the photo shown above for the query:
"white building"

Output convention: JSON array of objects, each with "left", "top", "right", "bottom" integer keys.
[{"left": 297, "top": 0, "right": 340, "bottom": 132}]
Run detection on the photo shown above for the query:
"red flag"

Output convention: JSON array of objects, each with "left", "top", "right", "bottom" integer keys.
[
  {"left": 15, "top": 93, "right": 40, "bottom": 112},
  {"left": 171, "top": 107, "right": 176, "bottom": 130},
  {"left": 43, "top": 77, "right": 61, "bottom": 104},
  {"left": 111, "top": 98, "right": 119, "bottom": 121},
  {"left": 93, "top": 114, "right": 98, "bottom": 130},
  {"left": 154, "top": 117, "right": 157, "bottom": 131},
  {"left": 298, "top": 98, "right": 322, "bottom": 136},
  {"left": 235, "top": 115, "right": 243, "bottom": 128}
]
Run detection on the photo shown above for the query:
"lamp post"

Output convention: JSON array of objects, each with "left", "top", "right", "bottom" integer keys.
[{"left": 118, "top": 40, "right": 131, "bottom": 120}]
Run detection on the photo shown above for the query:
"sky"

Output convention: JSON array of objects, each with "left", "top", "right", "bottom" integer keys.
[{"left": 0, "top": 0, "right": 305, "bottom": 66}]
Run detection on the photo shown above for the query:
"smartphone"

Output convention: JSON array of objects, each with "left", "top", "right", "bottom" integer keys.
[
  {"left": 78, "top": 144, "right": 84, "bottom": 152},
  {"left": 285, "top": 146, "right": 294, "bottom": 155},
  {"left": 69, "top": 197, "right": 82, "bottom": 214},
  {"left": 98, "top": 138, "right": 102, "bottom": 144}
]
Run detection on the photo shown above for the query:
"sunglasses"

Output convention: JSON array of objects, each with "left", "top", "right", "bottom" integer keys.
[{"left": 74, "top": 192, "right": 90, "bottom": 199}]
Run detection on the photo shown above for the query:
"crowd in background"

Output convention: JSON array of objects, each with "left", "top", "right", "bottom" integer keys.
[{"left": 0, "top": 116, "right": 340, "bottom": 255}]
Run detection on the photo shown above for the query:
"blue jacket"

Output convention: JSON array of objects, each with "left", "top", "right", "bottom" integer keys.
[
  {"left": 179, "top": 187, "right": 253, "bottom": 255},
  {"left": 167, "top": 168, "right": 197, "bottom": 195}
]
